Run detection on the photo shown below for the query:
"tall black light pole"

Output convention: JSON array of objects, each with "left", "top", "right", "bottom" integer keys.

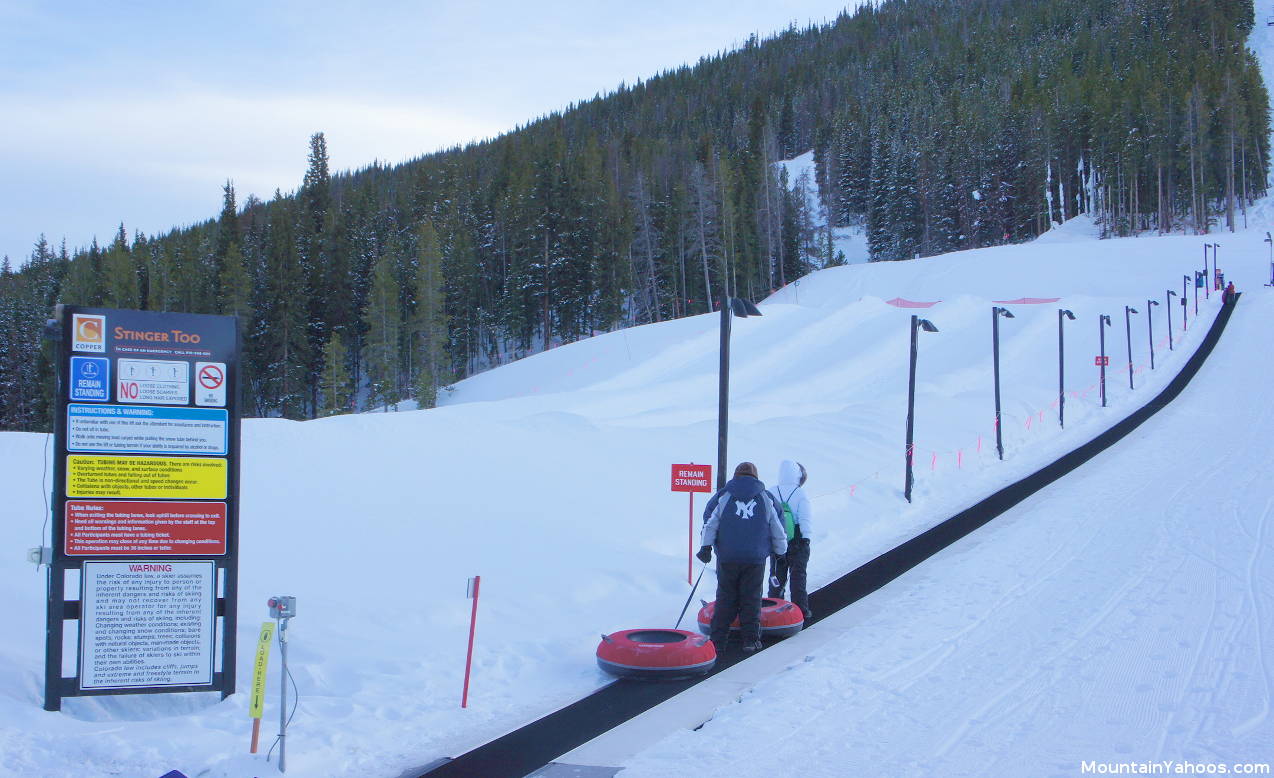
[
  {"left": 1147, "top": 299, "right": 1159, "bottom": 369},
  {"left": 992, "top": 306, "right": 1015, "bottom": 460},
  {"left": 1264, "top": 233, "right": 1272, "bottom": 286},
  {"left": 1058, "top": 308, "right": 1075, "bottom": 428},
  {"left": 1124, "top": 305, "right": 1139, "bottom": 390},
  {"left": 1099, "top": 314, "right": 1111, "bottom": 407},
  {"left": 1182, "top": 275, "right": 1189, "bottom": 331},
  {"left": 905, "top": 315, "right": 939, "bottom": 503},
  {"left": 717, "top": 296, "right": 763, "bottom": 489},
  {"left": 1166, "top": 290, "right": 1176, "bottom": 350},
  {"left": 1203, "top": 243, "right": 1209, "bottom": 300},
  {"left": 1210, "top": 243, "right": 1219, "bottom": 296},
  {"left": 1193, "top": 272, "right": 1200, "bottom": 316}
]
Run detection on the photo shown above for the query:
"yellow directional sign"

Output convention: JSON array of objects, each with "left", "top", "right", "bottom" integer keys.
[{"left": 249, "top": 622, "right": 275, "bottom": 719}]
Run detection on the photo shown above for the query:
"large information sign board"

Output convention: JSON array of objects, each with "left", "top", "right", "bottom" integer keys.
[{"left": 45, "top": 306, "right": 240, "bottom": 712}]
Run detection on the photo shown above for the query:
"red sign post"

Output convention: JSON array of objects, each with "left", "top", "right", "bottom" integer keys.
[{"left": 671, "top": 464, "right": 713, "bottom": 584}]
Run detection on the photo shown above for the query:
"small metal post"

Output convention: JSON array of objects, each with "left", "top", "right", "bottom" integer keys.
[
  {"left": 992, "top": 306, "right": 1014, "bottom": 460},
  {"left": 1058, "top": 309, "right": 1074, "bottom": 427},
  {"left": 278, "top": 615, "right": 288, "bottom": 773},
  {"left": 716, "top": 300, "right": 730, "bottom": 491},
  {"left": 1166, "top": 290, "right": 1176, "bottom": 350},
  {"left": 905, "top": 316, "right": 938, "bottom": 503},
  {"left": 905, "top": 316, "right": 918, "bottom": 503},
  {"left": 1147, "top": 300, "right": 1159, "bottom": 369},
  {"left": 1099, "top": 314, "right": 1111, "bottom": 407},
  {"left": 1182, "top": 276, "right": 1189, "bottom": 330},
  {"left": 1124, "top": 306, "right": 1138, "bottom": 390}
]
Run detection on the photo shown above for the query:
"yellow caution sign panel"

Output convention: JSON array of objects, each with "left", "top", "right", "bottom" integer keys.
[
  {"left": 67, "top": 455, "right": 227, "bottom": 499},
  {"left": 249, "top": 622, "right": 274, "bottom": 719}
]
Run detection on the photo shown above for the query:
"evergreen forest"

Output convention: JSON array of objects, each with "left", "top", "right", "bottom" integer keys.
[{"left": 1, "top": 0, "right": 1267, "bottom": 429}]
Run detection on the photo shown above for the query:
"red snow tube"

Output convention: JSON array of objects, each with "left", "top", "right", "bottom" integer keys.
[
  {"left": 696, "top": 598, "right": 804, "bottom": 639},
  {"left": 596, "top": 628, "right": 717, "bottom": 679}
]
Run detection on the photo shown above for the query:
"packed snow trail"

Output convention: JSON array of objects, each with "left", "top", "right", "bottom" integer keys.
[{"left": 616, "top": 294, "right": 1273, "bottom": 775}]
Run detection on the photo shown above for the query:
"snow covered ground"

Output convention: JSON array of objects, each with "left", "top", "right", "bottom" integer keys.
[
  {"left": 1, "top": 211, "right": 1267, "bottom": 777},
  {"left": 614, "top": 250, "right": 1274, "bottom": 778}
]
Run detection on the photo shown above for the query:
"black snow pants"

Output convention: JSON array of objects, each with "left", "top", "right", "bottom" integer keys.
[
  {"left": 769, "top": 537, "right": 811, "bottom": 617},
  {"left": 709, "top": 561, "right": 765, "bottom": 646}
]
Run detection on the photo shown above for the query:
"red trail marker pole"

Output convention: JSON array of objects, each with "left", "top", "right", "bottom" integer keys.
[{"left": 462, "top": 576, "right": 480, "bottom": 708}]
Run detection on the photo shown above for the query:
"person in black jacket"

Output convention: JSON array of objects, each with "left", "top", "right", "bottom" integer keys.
[{"left": 697, "top": 461, "right": 788, "bottom": 653}]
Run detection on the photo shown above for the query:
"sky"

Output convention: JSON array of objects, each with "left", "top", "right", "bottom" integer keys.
[{"left": 0, "top": 0, "right": 859, "bottom": 265}]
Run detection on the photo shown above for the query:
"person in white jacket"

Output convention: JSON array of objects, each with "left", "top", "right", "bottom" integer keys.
[{"left": 768, "top": 459, "right": 813, "bottom": 620}]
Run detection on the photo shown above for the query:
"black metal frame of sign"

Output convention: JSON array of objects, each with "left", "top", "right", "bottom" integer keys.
[{"left": 44, "top": 305, "right": 241, "bottom": 712}]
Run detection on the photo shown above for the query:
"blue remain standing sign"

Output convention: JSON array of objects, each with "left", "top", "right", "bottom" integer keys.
[{"left": 69, "top": 356, "right": 110, "bottom": 402}]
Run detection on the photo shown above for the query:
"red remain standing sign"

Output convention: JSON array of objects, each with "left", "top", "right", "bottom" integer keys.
[{"left": 670, "top": 464, "right": 713, "bottom": 493}]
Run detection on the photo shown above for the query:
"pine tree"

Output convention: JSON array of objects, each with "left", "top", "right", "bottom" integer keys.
[
  {"left": 363, "top": 251, "right": 402, "bottom": 411},
  {"left": 411, "top": 220, "right": 449, "bottom": 409},
  {"left": 317, "top": 333, "right": 353, "bottom": 416}
]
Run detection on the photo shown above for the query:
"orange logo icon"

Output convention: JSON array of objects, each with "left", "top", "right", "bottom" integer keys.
[{"left": 76, "top": 318, "right": 102, "bottom": 343}]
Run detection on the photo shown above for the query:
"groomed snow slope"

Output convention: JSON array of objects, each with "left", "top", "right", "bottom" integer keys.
[
  {"left": 616, "top": 245, "right": 1273, "bottom": 778},
  {"left": 0, "top": 214, "right": 1253, "bottom": 777}
]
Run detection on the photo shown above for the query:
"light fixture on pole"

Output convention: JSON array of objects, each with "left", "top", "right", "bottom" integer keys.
[
  {"left": 1124, "top": 305, "right": 1139, "bottom": 390},
  {"left": 1166, "top": 289, "right": 1176, "bottom": 350},
  {"left": 1099, "top": 314, "right": 1111, "bottom": 407},
  {"left": 1058, "top": 308, "right": 1075, "bottom": 428},
  {"left": 905, "top": 315, "right": 939, "bottom": 503},
  {"left": 1146, "top": 299, "right": 1159, "bottom": 369},
  {"left": 992, "top": 306, "right": 1015, "bottom": 460},
  {"left": 716, "top": 295, "right": 762, "bottom": 489}
]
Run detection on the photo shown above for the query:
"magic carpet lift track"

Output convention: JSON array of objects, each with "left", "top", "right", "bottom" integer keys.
[{"left": 414, "top": 296, "right": 1240, "bottom": 778}]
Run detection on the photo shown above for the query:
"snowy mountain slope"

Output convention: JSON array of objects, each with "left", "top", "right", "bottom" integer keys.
[
  {"left": 616, "top": 247, "right": 1274, "bottom": 778},
  {"left": 0, "top": 216, "right": 1254, "bottom": 777}
]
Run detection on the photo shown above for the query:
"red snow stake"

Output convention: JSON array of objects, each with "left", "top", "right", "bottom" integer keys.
[{"left": 461, "top": 576, "right": 480, "bottom": 708}]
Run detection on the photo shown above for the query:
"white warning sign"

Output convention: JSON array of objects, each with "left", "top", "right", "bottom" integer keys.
[
  {"left": 117, "top": 358, "right": 189, "bottom": 405},
  {"left": 80, "top": 560, "right": 216, "bottom": 689},
  {"left": 194, "top": 362, "right": 226, "bottom": 407}
]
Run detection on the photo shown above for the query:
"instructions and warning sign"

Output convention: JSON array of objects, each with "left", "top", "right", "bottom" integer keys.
[
  {"left": 79, "top": 561, "right": 216, "bottom": 689},
  {"left": 47, "top": 305, "right": 240, "bottom": 711},
  {"left": 65, "top": 500, "right": 227, "bottom": 556},
  {"left": 66, "top": 455, "right": 227, "bottom": 499},
  {"left": 67, "top": 405, "right": 227, "bottom": 455}
]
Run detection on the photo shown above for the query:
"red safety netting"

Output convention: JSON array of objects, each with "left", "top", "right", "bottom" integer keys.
[{"left": 885, "top": 297, "right": 942, "bottom": 308}]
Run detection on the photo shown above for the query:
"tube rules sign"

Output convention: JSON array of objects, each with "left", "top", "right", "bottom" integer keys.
[{"left": 44, "top": 306, "right": 241, "bottom": 712}]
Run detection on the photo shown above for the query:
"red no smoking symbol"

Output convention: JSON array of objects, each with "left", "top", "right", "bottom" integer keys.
[{"left": 198, "top": 364, "right": 224, "bottom": 389}]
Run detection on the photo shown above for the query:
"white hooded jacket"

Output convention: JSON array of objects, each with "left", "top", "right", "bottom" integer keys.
[{"left": 769, "top": 459, "right": 812, "bottom": 538}]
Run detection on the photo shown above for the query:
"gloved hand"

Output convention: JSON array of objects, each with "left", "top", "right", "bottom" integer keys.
[{"left": 696, "top": 545, "right": 712, "bottom": 564}]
